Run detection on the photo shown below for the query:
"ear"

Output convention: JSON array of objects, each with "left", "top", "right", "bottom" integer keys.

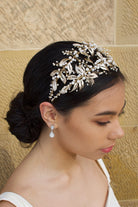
[{"left": 39, "top": 102, "right": 58, "bottom": 128}]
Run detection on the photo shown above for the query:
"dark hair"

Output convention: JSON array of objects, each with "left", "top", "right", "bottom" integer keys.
[{"left": 5, "top": 41, "right": 125, "bottom": 143}]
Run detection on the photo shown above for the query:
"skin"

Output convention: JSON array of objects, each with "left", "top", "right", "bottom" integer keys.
[{"left": 0, "top": 81, "right": 125, "bottom": 207}]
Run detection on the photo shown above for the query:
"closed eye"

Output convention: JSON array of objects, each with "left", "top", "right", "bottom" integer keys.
[{"left": 96, "top": 121, "right": 110, "bottom": 126}]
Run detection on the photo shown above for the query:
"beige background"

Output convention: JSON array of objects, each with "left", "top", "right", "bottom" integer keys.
[{"left": 0, "top": 0, "right": 138, "bottom": 206}]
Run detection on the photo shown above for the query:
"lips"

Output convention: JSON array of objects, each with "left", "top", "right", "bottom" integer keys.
[{"left": 101, "top": 145, "right": 114, "bottom": 153}]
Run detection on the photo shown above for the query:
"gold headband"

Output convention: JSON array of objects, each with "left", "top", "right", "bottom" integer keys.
[{"left": 49, "top": 42, "right": 119, "bottom": 102}]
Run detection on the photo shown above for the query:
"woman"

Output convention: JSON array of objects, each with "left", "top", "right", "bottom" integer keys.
[{"left": 0, "top": 41, "right": 125, "bottom": 207}]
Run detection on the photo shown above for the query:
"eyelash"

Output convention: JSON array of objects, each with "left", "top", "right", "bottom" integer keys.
[
  {"left": 96, "top": 111, "right": 125, "bottom": 126},
  {"left": 119, "top": 110, "right": 125, "bottom": 116},
  {"left": 96, "top": 121, "right": 110, "bottom": 126}
]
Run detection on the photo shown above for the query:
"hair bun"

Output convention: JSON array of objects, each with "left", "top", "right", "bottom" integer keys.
[{"left": 6, "top": 92, "right": 43, "bottom": 143}]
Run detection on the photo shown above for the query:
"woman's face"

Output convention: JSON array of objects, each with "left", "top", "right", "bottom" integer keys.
[{"left": 56, "top": 82, "right": 125, "bottom": 160}]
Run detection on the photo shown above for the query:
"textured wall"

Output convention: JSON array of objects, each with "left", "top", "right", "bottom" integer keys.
[
  {"left": 116, "top": 0, "right": 138, "bottom": 44},
  {"left": 0, "top": 0, "right": 138, "bottom": 206},
  {"left": 0, "top": 0, "right": 114, "bottom": 50}
]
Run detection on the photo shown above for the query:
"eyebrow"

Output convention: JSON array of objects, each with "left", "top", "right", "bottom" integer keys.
[{"left": 94, "top": 100, "right": 126, "bottom": 116}]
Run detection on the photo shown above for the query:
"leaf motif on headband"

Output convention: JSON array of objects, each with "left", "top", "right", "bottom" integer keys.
[
  {"left": 60, "top": 72, "right": 66, "bottom": 84},
  {"left": 71, "top": 82, "right": 79, "bottom": 92},
  {"left": 52, "top": 79, "right": 57, "bottom": 91},
  {"left": 90, "top": 73, "right": 98, "bottom": 79},
  {"left": 78, "top": 80, "right": 85, "bottom": 90},
  {"left": 60, "top": 85, "right": 71, "bottom": 94},
  {"left": 75, "top": 66, "right": 84, "bottom": 74},
  {"left": 65, "top": 63, "right": 73, "bottom": 74},
  {"left": 59, "top": 58, "right": 68, "bottom": 66}
]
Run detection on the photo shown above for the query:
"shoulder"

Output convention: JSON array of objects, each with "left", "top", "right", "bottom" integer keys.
[
  {"left": 0, "top": 201, "right": 15, "bottom": 207},
  {"left": 1, "top": 164, "right": 33, "bottom": 194}
]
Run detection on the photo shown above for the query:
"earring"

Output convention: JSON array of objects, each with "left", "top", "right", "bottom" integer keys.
[{"left": 49, "top": 125, "right": 55, "bottom": 138}]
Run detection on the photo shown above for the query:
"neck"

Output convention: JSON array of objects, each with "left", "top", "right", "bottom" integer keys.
[{"left": 31, "top": 127, "right": 79, "bottom": 175}]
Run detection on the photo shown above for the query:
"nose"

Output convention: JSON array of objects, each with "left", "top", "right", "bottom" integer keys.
[{"left": 109, "top": 120, "right": 125, "bottom": 140}]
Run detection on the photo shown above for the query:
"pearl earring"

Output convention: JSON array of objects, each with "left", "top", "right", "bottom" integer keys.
[{"left": 49, "top": 125, "right": 55, "bottom": 138}]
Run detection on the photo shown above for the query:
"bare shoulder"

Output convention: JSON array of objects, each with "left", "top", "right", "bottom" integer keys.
[
  {"left": 0, "top": 201, "right": 15, "bottom": 207},
  {"left": 1, "top": 163, "right": 33, "bottom": 193}
]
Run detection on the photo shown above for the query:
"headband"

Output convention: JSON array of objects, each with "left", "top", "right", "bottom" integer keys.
[{"left": 49, "top": 42, "right": 119, "bottom": 102}]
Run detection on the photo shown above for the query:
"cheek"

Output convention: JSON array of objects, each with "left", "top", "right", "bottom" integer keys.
[
  {"left": 56, "top": 118, "right": 88, "bottom": 153},
  {"left": 58, "top": 118, "right": 104, "bottom": 151},
  {"left": 65, "top": 117, "right": 91, "bottom": 138}
]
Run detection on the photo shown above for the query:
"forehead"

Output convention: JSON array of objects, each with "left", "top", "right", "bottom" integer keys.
[{"left": 72, "top": 82, "right": 125, "bottom": 115}]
